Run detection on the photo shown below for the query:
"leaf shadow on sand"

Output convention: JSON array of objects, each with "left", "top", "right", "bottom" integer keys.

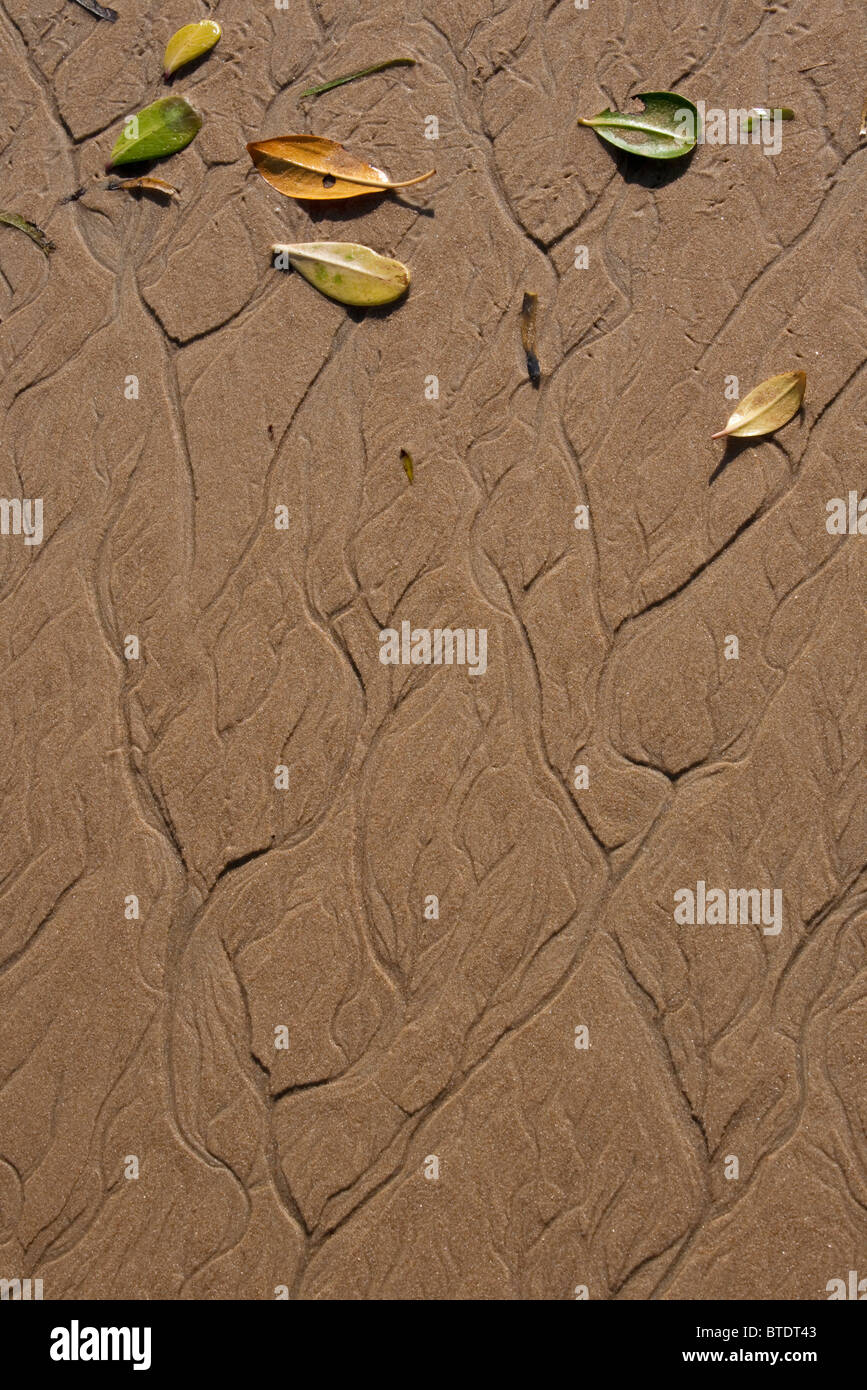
[
  {"left": 708, "top": 435, "right": 756, "bottom": 485},
  {"left": 164, "top": 50, "right": 215, "bottom": 85},
  {"left": 708, "top": 405, "right": 806, "bottom": 485},
  {"left": 295, "top": 192, "right": 434, "bottom": 222},
  {"left": 616, "top": 145, "right": 697, "bottom": 188}
]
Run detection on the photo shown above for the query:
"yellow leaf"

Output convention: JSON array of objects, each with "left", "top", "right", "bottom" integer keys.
[
  {"left": 711, "top": 371, "right": 806, "bottom": 440},
  {"left": 248, "top": 135, "right": 434, "bottom": 200},
  {"left": 400, "top": 449, "right": 414, "bottom": 482},
  {"left": 164, "top": 20, "right": 221, "bottom": 80}
]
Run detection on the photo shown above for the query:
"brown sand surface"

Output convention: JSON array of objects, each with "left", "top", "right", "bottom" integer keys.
[{"left": 0, "top": 0, "right": 865, "bottom": 1300}]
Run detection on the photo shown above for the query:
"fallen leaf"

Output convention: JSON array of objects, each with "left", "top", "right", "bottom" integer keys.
[
  {"left": 272, "top": 241, "right": 410, "bottom": 307},
  {"left": 400, "top": 449, "right": 414, "bottom": 483},
  {"left": 301, "top": 58, "right": 415, "bottom": 97},
  {"left": 860, "top": 96, "right": 867, "bottom": 137},
  {"left": 711, "top": 371, "right": 806, "bottom": 440},
  {"left": 578, "top": 91, "right": 698, "bottom": 159},
  {"left": 0, "top": 210, "right": 54, "bottom": 256},
  {"left": 520, "top": 291, "right": 541, "bottom": 386},
  {"left": 744, "top": 105, "right": 795, "bottom": 132},
  {"left": 248, "top": 135, "right": 434, "bottom": 200},
  {"left": 106, "top": 175, "right": 180, "bottom": 198},
  {"left": 67, "top": 0, "right": 118, "bottom": 19},
  {"left": 107, "top": 96, "right": 202, "bottom": 170},
  {"left": 164, "top": 20, "right": 221, "bottom": 80}
]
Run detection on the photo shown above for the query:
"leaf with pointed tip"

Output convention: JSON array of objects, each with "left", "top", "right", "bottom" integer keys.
[
  {"left": 108, "top": 96, "right": 201, "bottom": 169},
  {"left": 164, "top": 20, "right": 221, "bottom": 80},
  {"left": 301, "top": 57, "right": 415, "bottom": 98},
  {"left": 0, "top": 210, "right": 54, "bottom": 256},
  {"left": 400, "top": 449, "right": 414, "bottom": 482},
  {"left": 248, "top": 135, "right": 434, "bottom": 200},
  {"left": 272, "top": 241, "right": 410, "bottom": 307},
  {"left": 578, "top": 91, "right": 698, "bottom": 159},
  {"left": 744, "top": 106, "right": 794, "bottom": 132},
  {"left": 711, "top": 371, "right": 806, "bottom": 440}
]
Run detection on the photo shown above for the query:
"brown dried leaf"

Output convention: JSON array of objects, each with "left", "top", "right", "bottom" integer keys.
[
  {"left": 247, "top": 135, "right": 434, "bottom": 201},
  {"left": 520, "top": 291, "right": 541, "bottom": 386},
  {"left": 106, "top": 175, "right": 179, "bottom": 198}
]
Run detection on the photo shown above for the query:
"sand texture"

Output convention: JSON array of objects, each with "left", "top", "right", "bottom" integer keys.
[{"left": 0, "top": 0, "right": 865, "bottom": 1299}]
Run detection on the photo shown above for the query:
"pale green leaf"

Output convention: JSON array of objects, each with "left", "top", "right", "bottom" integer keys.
[{"left": 273, "top": 241, "right": 410, "bottom": 307}]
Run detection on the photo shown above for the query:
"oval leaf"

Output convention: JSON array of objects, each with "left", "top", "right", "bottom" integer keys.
[
  {"left": 578, "top": 91, "right": 698, "bottom": 159},
  {"left": 272, "top": 241, "right": 410, "bottom": 307},
  {"left": 711, "top": 371, "right": 806, "bottom": 440},
  {"left": 164, "top": 20, "right": 221, "bottom": 80},
  {"left": 108, "top": 97, "right": 202, "bottom": 169},
  {"left": 248, "top": 135, "right": 434, "bottom": 200}
]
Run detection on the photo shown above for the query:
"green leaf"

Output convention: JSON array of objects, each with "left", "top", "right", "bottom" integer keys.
[
  {"left": 164, "top": 20, "right": 221, "bottom": 80},
  {"left": 272, "top": 241, "right": 410, "bottom": 307},
  {"left": 578, "top": 91, "right": 698, "bottom": 159},
  {"left": 301, "top": 57, "right": 416, "bottom": 98},
  {"left": 744, "top": 106, "right": 794, "bottom": 132},
  {"left": 108, "top": 96, "right": 202, "bottom": 169},
  {"left": 0, "top": 210, "right": 54, "bottom": 256}
]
